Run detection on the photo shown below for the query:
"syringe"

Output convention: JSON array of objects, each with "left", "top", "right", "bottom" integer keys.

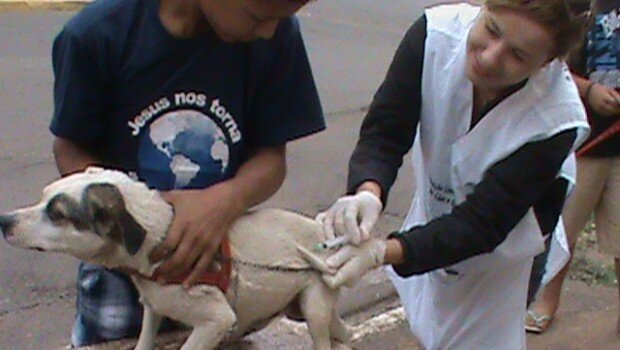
[{"left": 314, "top": 236, "right": 350, "bottom": 252}]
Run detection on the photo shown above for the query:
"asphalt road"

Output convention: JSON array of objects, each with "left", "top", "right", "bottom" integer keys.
[{"left": 0, "top": 1, "right": 440, "bottom": 348}]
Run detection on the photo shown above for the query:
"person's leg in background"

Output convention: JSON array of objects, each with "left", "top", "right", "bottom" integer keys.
[
  {"left": 527, "top": 157, "right": 610, "bottom": 332},
  {"left": 615, "top": 259, "right": 620, "bottom": 334},
  {"left": 591, "top": 157, "right": 620, "bottom": 334}
]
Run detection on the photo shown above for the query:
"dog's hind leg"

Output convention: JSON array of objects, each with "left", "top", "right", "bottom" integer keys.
[
  {"left": 300, "top": 281, "right": 338, "bottom": 350},
  {"left": 135, "top": 304, "right": 163, "bottom": 350},
  {"left": 329, "top": 309, "right": 351, "bottom": 347}
]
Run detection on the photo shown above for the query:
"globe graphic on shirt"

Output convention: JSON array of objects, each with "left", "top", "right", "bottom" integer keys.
[{"left": 138, "top": 110, "right": 230, "bottom": 190}]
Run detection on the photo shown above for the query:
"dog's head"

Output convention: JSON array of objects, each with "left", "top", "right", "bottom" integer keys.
[{"left": 0, "top": 167, "right": 173, "bottom": 264}]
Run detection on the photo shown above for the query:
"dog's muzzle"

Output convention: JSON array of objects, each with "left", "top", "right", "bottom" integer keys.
[{"left": 0, "top": 214, "right": 16, "bottom": 240}]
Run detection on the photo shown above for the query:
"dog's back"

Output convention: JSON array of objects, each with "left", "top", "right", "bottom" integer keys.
[
  {"left": 225, "top": 208, "right": 333, "bottom": 337},
  {"left": 229, "top": 208, "right": 323, "bottom": 268}
]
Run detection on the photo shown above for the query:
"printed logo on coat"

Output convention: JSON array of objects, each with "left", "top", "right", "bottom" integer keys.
[
  {"left": 128, "top": 92, "right": 241, "bottom": 190},
  {"left": 429, "top": 178, "right": 455, "bottom": 206}
]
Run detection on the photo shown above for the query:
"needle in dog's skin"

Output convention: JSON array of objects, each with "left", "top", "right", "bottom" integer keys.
[{"left": 315, "top": 236, "right": 350, "bottom": 252}]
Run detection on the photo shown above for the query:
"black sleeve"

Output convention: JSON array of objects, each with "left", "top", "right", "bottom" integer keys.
[
  {"left": 347, "top": 15, "right": 427, "bottom": 205},
  {"left": 247, "top": 16, "right": 325, "bottom": 148},
  {"left": 50, "top": 27, "right": 110, "bottom": 144},
  {"left": 391, "top": 129, "right": 578, "bottom": 277}
]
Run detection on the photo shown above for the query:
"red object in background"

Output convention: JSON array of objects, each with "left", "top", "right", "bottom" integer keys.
[{"left": 577, "top": 119, "right": 620, "bottom": 157}]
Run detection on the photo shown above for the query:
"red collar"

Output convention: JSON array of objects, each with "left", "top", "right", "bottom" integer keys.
[{"left": 121, "top": 237, "right": 233, "bottom": 293}]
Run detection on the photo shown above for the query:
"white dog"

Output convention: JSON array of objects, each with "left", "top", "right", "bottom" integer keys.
[{"left": 0, "top": 167, "right": 351, "bottom": 350}]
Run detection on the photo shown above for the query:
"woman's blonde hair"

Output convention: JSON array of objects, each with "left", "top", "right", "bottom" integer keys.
[{"left": 484, "top": 0, "right": 591, "bottom": 58}]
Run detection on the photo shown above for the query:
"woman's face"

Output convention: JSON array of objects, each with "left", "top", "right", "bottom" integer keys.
[
  {"left": 466, "top": 6, "right": 556, "bottom": 91},
  {"left": 200, "top": 0, "right": 306, "bottom": 42}
]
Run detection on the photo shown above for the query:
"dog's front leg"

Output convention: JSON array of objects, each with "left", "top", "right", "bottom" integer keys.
[
  {"left": 179, "top": 286, "right": 237, "bottom": 350},
  {"left": 134, "top": 304, "right": 163, "bottom": 350}
]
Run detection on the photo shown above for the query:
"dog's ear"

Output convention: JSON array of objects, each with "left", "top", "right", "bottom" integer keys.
[{"left": 82, "top": 183, "right": 147, "bottom": 255}]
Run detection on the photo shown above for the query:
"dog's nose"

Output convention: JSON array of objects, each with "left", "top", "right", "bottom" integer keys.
[{"left": 0, "top": 214, "right": 16, "bottom": 239}]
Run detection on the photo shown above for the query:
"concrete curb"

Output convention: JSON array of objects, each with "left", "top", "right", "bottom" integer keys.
[{"left": 0, "top": 0, "right": 89, "bottom": 11}]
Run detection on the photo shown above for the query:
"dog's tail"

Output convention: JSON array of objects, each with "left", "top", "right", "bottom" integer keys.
[{"left": 296, "top": 244, "right": 334, "bottom": 275}]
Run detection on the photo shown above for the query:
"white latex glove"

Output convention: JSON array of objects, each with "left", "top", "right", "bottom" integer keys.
[
  {"left": 315, "top": 191, "right": 382, "bottom": 245},
  {"left": 322, "top": 239, "right": 386, "bottom": 289}
]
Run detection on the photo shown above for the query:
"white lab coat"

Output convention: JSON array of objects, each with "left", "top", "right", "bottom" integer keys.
[{"left": 386, "top": 4, "right": 589, "bottom": 349}]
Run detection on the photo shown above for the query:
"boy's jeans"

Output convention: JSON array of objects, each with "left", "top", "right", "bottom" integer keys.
[{"left": 71, "top": 262, "right": 180, "bottom": 347}]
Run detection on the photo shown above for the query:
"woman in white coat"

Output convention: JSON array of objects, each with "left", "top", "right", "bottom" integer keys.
[{"left": 318, "top": 1, "right": 590, "bottom": 349}]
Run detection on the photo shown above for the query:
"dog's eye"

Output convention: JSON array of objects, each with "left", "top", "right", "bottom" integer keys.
[
  {"left": 46, "top": 201, "right": 68, "bottom": 223},
  {"left": 46, "top": 194, "right": 76, "bottom": 225},
  {"left": 45, "top": 194, "right": 92, "bottom": 231},
  {"left": 47, "top": 209, "right": 67, "bottom": 224}
]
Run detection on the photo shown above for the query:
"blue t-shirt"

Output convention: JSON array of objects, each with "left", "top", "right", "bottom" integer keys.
[
  {"left": 580, "top": 1, "right": 620, "bottom": 157},
  {"left": 50, "top": 0, "right": 325, "bottom": 190},
  {"left": 586, "top": 3, "right": 620, "bottom": 89}
]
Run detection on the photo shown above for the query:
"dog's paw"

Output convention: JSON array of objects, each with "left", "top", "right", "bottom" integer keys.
[
  {"left": 322, "top": 274, "right": 356, "bottom": 290},
  {"left": 331, "top": 341, "right": 354, "bottom": 350}
]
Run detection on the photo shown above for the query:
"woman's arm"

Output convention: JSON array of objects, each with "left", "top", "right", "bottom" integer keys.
[
  {"left": 347, "top": 15, "right": 428, "bottom": 205},
  {"left": 389, "top": 129, "right": 578, "bottom": 276}
]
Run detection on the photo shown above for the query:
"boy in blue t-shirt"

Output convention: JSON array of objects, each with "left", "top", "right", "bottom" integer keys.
[{"left": 49, "top": 0, "right": 324, "bottom": 346}]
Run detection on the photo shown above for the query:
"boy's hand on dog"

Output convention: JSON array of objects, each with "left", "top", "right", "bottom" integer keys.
[{"left": 154, "top": 182, "right": 244, "bottom": 288}]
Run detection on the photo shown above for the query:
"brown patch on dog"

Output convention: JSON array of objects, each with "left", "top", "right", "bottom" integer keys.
[{"left": 82, "top": 183, "right": 147, "bottom": 255}]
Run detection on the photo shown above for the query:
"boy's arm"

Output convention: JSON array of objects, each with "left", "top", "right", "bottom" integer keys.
[
  {"left": 155, "top": 145, "right": 286, "bottom": 287},
  {"left": 53, "top": 137, "right": 103, "bottom": 176},
  {"left": 51, "top": 28, "right": 110, "bottom": 176}
]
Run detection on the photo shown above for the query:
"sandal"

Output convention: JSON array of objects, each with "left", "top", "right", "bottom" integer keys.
[{"left": 525, "top": 309, "right": 553, "bottom": 334}]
